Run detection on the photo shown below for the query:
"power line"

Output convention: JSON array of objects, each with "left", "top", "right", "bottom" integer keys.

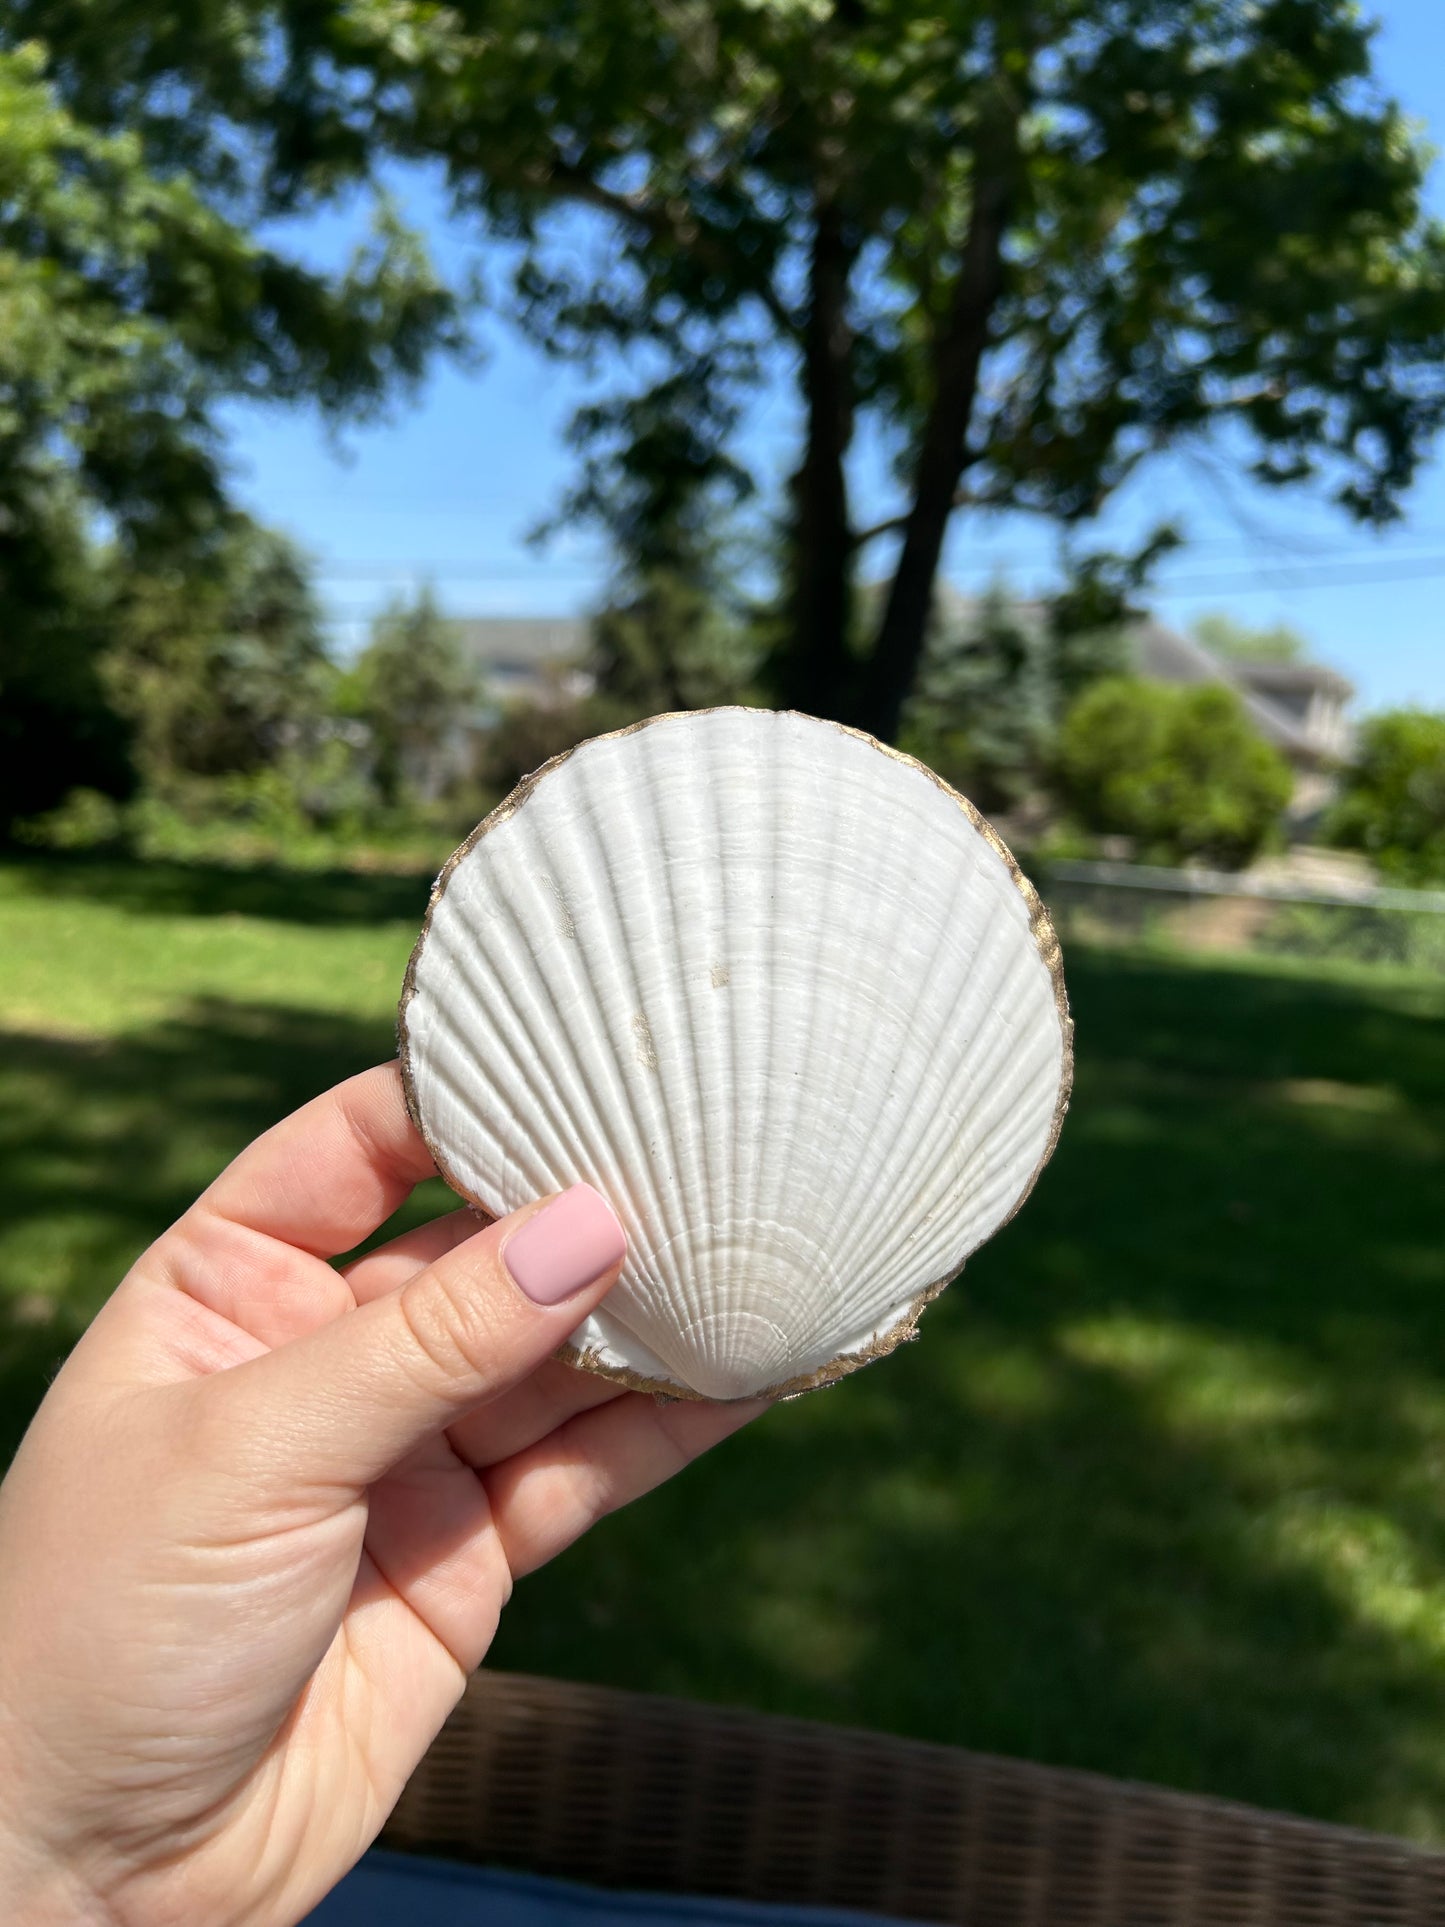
[
  {"left": 316, "top": 560, "right": 1445, "bottom": 595},
  {"left": 1152, "top": 553, "right": 1445, "bottom": 594},
  {"left": 315, "top": 561, "right": 604, "bottom": 581},
  {"left": 307, "top": 544, "right": 1445, "bottom": 599},
  {"left": 254, "top": 476, "right": 1445, "bottom": 559},
  {"left": 312, "top": 543, "right": 1445, "bottom": 586}
]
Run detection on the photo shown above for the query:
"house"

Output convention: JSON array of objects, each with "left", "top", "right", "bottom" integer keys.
[
  {"left": 392, "top": 616, "right": 594, "bottom": 799},
  {"left": 925, "top": 582, "right": 1352, "bottom": 783},
  {"left": 1131, "top": 620, "right": 1353, "bottom": 766},
  {"left": 449, "top": 599, "right": 1353, "bottom": 819},
  {"left": 453, "top": 616, "right": 593, "bottom": 711},
  {"left": 1130, "top": 619, "right": 1354, "bottom": 819}
]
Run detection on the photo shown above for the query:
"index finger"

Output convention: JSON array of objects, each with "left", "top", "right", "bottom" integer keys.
[{"left": 182, "top": 1062, "right": 438, "bottom": 1260}]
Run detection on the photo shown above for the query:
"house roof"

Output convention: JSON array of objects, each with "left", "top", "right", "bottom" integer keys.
[
  {"left": 452, "top": 598, "right": 1352, "bottom": 766},
  {"left": 454, "top": 617, "right": 590, "bottom": 674},
  {"left": 927, "top": 588, "right": 1351, "bottom": 766},
  {"left": 1129, "top": 620, "right": 1351, "bottom": 762},
  {"left": 1230, "top": 659, "right": 1355, "bottom": 702}
]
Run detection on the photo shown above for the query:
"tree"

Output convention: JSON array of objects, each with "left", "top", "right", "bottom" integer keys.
[
  {"left": 544, "top": 367, "right": 763, "bottom": 717},
  {"left": 900, "top": 575, "right": 1134, "bottom": 813},
  {"left": 346, "top": 591, "right": 481, "bottom": 807},
  {"left": 106, "top": 520, "right": 334, "bottom": 785},
  {"left": 1193, "top": 614, "right": 1307, "bottom": 665},
  {"left": 0, "top": 483, "right": 133, "bottom": 831},
  {"left": 0, "top": 28, "right": 463, "bottom": 834},
  {"left": 590, "top": 574, "right": 759, "bottom": 720},
  {"left": 901, "top": 551, "right": 1148, "bottom": 813},
  {"left": 0, "top": 35, "right": 459, "bottom": 558},
  {"left": 903, "top": 588, "right": 1054, "bottom": 813},
  {"left": 19, "top": 4, "right": 1445, "bottom": 751},
  {"left": 347, "top": 0, "right": 1445, "bottom": 743},
  {"left": 1327, "top": 709, "right": 1445, "bottom": 885},
  {"left": 1056, "top": 678, "right": 1293, "bottom": 868}
]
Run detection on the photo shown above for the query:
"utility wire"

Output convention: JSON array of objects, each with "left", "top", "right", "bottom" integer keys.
[
  {"left": 1151, "top": 553, "right": 1445, "bottom": 594},
  {"left": 314, "top": 552, "right": 1445, "bottom": 592}
]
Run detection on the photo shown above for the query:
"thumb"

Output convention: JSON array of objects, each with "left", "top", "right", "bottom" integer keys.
[{"left": 202, "top": 1184, "right": 627, "bottom": 1494}]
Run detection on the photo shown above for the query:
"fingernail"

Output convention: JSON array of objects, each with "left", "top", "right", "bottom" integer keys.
[{"left": 504, "top": 1185, "right": 627, "bottom": 1306}]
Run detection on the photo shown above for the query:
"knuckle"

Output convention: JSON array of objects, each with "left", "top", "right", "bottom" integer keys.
[
  {"left": 651, "top": 1402, "right": 702, "bottom": 1475},
  {"left": 395, "top": 1263, "right": 506, "bottom": 1392}
]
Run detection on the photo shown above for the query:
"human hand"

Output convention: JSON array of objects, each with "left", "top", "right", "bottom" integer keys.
[{"left": 0, "top": 1064, "right": 762, "bottom": 1926}]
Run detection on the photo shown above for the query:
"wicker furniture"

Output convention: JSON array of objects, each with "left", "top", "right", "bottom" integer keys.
[{"left": 382, "top": 1671, "right": 1445, "bottom": 1926}]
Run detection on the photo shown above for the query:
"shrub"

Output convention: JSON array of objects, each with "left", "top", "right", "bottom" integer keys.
[
  {"left": 13, "top": 786, "right": 126, "bottom": 852},
  {"left": 473, "top": 692, "right": 641, "bottom": 802},
  {"left": 1055, "top": 677, "right": 1293, "bottom": 868},
  {"left": 1257, "top": 901, "right": 1445, "bottom": 972},
  {"left": 1326, "top": 708, "right": 1445, "bottom": 885}
]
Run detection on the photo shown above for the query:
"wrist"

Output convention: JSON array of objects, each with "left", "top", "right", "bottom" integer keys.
[
  {"left": 0, "top": 1843, "right": 114, "bottom": 1927},
  {"left": 0, "top": 1678, "right": 109, "bottom": 1924},
  {"left": 0, "top": 1762, "right": 112, "bottom": 1927}
]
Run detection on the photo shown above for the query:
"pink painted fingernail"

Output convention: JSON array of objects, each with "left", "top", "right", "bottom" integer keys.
[{"left": 504, "top": 1185, "right": 626, "bottom": 1306}]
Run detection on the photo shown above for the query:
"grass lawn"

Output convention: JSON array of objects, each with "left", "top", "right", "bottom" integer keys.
[{"left": 2, "top": 851, "right": 1445, "bottom": 1840}]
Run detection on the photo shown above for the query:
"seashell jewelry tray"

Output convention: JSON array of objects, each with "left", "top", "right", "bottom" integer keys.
[{"left": 399, "top": 707, "right": 1072, "bottom": 1402}]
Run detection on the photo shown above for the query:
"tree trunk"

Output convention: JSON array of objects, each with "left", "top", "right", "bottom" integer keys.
[
  {"left": 777, "top": 198, "right": 857, "bottom": 719},
  {"left": 851, "top": 141, "right": 1017, "bottom": 743}
]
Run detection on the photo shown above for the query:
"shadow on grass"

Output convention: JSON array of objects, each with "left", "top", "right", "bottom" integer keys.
[
  {"left": 493, "top": 947, "right": 1445, "bottom": 1835},
  {"left": 0, "top": 1297, "right": 85, "bottom": 1467},
  {"left": 0, "top": 998, "right": 454, "bottom": 1444},
  {"left": 2, "top": 849, "right": 440, "bottom": 927},
  {"left": 1, "top": 953, "right": 1443, "bottom": 1834}
]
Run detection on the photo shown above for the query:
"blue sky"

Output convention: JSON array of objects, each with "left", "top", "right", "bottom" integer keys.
[{"left": 225, "top": 1, "right": 1445, "bottom": 711}]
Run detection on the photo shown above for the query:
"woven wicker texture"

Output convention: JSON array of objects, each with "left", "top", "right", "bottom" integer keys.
[{"left": 381, "top": 1671, "right": 1445, "bottom": 1926}]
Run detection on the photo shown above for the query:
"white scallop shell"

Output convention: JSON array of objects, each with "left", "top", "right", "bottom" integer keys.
[{"left": 399, "top": 709, "right": 1070, "bottom": 1401}]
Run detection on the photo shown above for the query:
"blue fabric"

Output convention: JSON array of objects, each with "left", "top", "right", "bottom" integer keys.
[{"left": 304, "top": 1853, "right": 904, "bottom": 1927}]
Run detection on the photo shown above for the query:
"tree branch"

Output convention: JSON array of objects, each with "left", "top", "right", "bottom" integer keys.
[
  {"left": 537, "top": 162, "right": 801, "bottom": 340},
  {"left": 853, "top": 484, "right": 1007, "bottom": 548}
]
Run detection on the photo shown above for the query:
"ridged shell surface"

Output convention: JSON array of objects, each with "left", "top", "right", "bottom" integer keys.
[{"left": 400, "top": 709, "right": 1070, "bottom": 1401}]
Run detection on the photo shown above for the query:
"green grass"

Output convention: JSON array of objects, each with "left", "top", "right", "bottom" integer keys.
[{"left": 2, "top": 851, "right": 1445, "bottom": 1838}]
